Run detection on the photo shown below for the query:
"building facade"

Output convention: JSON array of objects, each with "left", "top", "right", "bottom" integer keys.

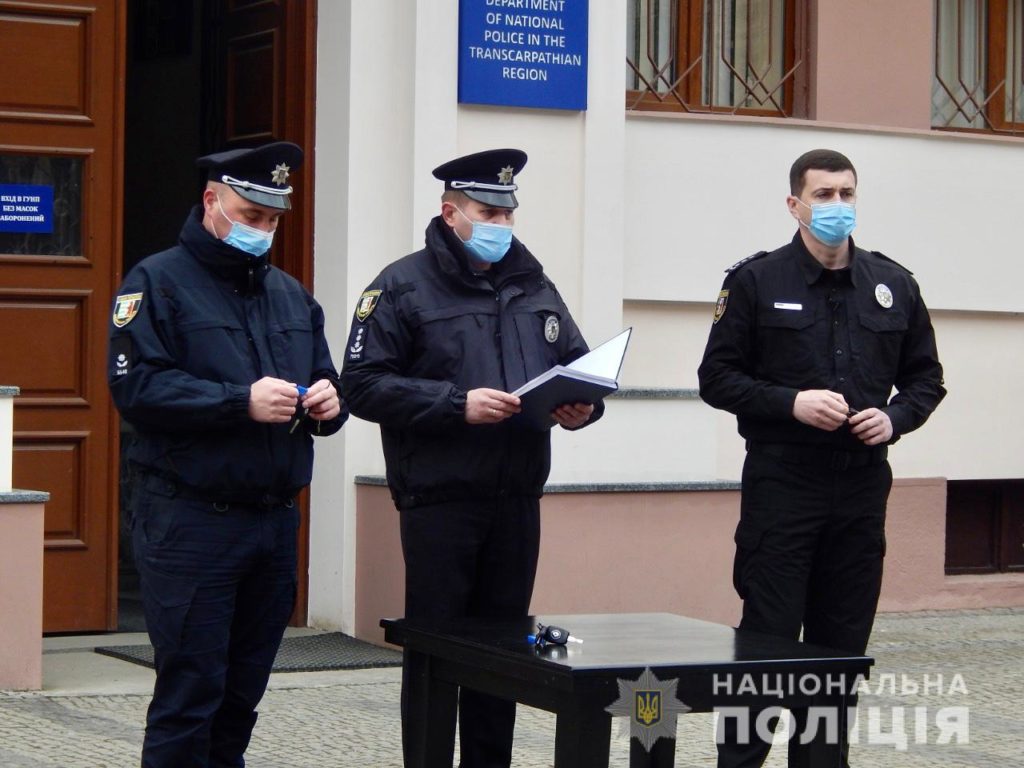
[{"left": 1, "top": 0, "right": 1021, "bottom": 636}]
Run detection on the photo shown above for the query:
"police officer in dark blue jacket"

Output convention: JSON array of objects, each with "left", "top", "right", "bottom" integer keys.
[
  {"left": 108, "top": 141, "right": 346, "bottom": 768},
  {"left": 341, "top": 148, "right": 602, "bottom": 767},
  {"left": 699, "top": 149, "right": 945, "bottom": 768}
]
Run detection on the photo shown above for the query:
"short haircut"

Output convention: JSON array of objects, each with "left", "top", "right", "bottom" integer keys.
[
  {"left": 441, "top": 189, "right": 470, "bottom": 205},
  {"left": 789, "top": 149, "right": 857, "bottom": 196}
]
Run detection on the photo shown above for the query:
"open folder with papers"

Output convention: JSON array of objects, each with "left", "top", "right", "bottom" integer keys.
[{"left": 510, "top": 328, "right": 632, "bottom": 430}]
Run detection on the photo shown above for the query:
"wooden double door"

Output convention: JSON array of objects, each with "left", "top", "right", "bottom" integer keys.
[{"left": 0, "top": 0, "right": 316, "bottom": 632}]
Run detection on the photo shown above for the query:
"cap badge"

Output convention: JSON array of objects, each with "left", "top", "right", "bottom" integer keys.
[
  {"left": 544, "top": 315, "right": 559, "bottom": 343},
  {"left": 497, "top": 165, "right": 515, "bottom": 185},
  {"left": 874, "top": 283, "right": 893, "bottom": 309},
  {"left": 271, "top": 163, "right": 291, "bottom": 186}
]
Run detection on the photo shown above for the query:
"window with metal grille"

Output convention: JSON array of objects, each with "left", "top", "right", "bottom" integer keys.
[
  {"left": 625, "top": 0, "right": 806, "bottom": 116},
  {"left": 933, "top": 0, "right": 1024, "bottom": 135}
]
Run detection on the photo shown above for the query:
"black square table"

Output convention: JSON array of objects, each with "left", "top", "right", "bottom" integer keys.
[{"left": 382, "top": 612, "right": 873, "bottom": 768}]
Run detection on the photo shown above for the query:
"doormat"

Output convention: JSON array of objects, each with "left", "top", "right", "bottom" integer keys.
[{"left": 95, "top": 632, "right": 402, "bottom": 672}]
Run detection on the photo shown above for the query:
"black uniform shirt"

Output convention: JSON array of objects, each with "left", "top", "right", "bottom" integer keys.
[{"left": 698, "top": 233, "right": 946, "bottom": 448}]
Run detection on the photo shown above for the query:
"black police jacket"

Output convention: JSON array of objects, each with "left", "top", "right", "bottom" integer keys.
[
  {"left": 341, "top": 216, "right": 603, "bottom": 509},
  {"left": 698, "top": 233, "right": 945, "bottom": 447},
  {"left": 108, "top": 206, "right": 346, "bottom": 501}
]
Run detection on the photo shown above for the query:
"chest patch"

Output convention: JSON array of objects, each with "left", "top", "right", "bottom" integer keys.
[
  {"left": 112, "top": 292, "right": 143, "bottom": 327},
  {"left": 544, "top": 315, "right": 559, "bottom": 343},
  {"left": 875, "top": 283, "right": 894, "bottom": 309},
  {"left": 355, "top": 289, "right": 382, "bottom": 321}
]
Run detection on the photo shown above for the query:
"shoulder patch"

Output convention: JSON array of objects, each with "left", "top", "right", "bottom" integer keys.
[
  {"left": 725, "top": 250, "right": 769, "bottom": 274},
  {"left": 713, "top": 290, "right": 729, "bottom": 323},
  {"left": 869, "top": 250, "right": 913, "bottom": 275},
  {"left": 112, "top": 292, "right": 143, "bottom": 327},
  {"left": 355, "top": 289, "right": 382, "bottom": 321}
]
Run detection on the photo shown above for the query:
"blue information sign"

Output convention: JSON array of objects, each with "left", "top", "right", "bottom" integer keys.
[
  {"left": 0, "top": 184, "right": 54, "bottom": 234},
  {"left": 459, "top": 0, "right": 589, "bottom": 111}
]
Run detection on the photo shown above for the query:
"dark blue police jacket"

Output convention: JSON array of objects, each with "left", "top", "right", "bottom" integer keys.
[
  {"left": 108, "top": 205, "right": 346, "bottom": 501},
  {"left": 341, "top": 217, "right": 602, "bottom": 510}
]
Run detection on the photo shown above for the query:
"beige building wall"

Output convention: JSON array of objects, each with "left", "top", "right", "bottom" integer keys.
[{"left": 310, "top": 0, "right": 1024, "bottom": 633}]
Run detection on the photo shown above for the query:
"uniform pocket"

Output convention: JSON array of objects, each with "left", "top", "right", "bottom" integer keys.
[
  {"left": 176, "top": 317, "right": 248, "bottom": 379},
  {"left": 756, "top": 308, "right": 820, "bottom": 384},
  {"left": 733, "top": 522, "right": 766, "bottom": 600},
  {"left": 135, "top": 496, "right": 175, "bottom": 548},
  {"left": 853, "top": 310, "right": 908, "bottom": 388},
  {"left": 136, "top": 550, "right": 197, "bottom": 654},
  {"left": 267, "top": 317, "right": 314, "bottom": 380}
]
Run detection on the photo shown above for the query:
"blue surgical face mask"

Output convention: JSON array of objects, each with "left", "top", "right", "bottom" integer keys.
[
  {"left": 218, "top": 197, "right": 275, "bottom": 257},
  {"left": 454, "top": 206, "right": 513, "bottom": 263},
  {"left": 798, "top": 199, "right": 856, "bottom": 247}
]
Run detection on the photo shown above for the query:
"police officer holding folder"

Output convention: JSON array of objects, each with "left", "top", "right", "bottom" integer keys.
[{"left": 341, "top": 148, "right": 601, "bottom": 767}]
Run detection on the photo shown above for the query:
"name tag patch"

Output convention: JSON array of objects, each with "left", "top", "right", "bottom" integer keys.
[{"left": 773, "top": 302, "right": 802, "bottom": 311}]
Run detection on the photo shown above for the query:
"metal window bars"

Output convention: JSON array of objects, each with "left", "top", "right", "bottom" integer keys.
[
  {"left": 626, "top": 0, "right": 805, "bottom": 116},
  {"left": 932, "top": 0, "right": 1024, "bottom": 134}
]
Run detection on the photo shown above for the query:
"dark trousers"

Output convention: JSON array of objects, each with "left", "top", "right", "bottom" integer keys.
[
  {"left": 132, "top": 485, "right": 298, "bottom": 768},
  {"left": 399, "top": 496, "right": 541, "bottom": 768},
  {"left": 717, "top": 450, "right": 891, "bottom": 768}
]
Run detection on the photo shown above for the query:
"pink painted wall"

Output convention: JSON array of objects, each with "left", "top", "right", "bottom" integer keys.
[
  {"left": 811, "top": 0, "right": 934, "bottom": 129},
  {"left": 530, "top": 491, "right": 742, "bottom": 626},
  {"left": 353, "top": 478, "right": 1024, "bottom": 646},
  {"left": 0, "top": 502, "right": 43, "bottom": 690}
]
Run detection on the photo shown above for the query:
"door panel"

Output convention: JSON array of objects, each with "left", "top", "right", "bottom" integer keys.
[{"left": 0, "top": 0, "right": 123, "bottom": 631}]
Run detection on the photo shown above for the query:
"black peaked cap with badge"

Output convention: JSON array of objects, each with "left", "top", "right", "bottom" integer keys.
[
  {"left": 196, "top": 141, "right": 304, "bottom": 210},
  {"left": 432, "top": 148, "right": 527, "bottom": 209}
]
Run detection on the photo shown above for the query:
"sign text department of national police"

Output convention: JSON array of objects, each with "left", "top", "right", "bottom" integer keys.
[{"left": 459, "top": 0, "right": 589, "bottom": 111}]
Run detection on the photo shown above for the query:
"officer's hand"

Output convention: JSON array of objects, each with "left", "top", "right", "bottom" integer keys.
[
  {"left": 303, "top": 379, "right": 342, "bottom": 422},
  {"left": 793, "top": 390, "right": 849, "bottom": 432},
  {"left": 249, "top": 377, "right": 299, "bottom": 423},
  {"left": 552, "top": 402, "right": 594, "bottom": 430},
  {"left": 849, "top": 408, "right": 893, "bottom": 446},
  {"left": 466, "top": 388, "right": 521, "bottom": 424}
]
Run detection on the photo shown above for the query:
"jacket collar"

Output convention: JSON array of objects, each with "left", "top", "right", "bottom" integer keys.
[
  {"left": 180, "top": 205, "right": 271, "bottom": 293},
  {"left": 426, "top": 216, "right": 544, "bottom": 289}
]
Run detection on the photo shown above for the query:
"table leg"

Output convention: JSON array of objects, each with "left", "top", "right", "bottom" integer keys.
[
  {"left": 554, "top": 701, "right": 612, "bottom": 768},
  {"left": 402, "top": 650, "right": 459, "bottom": 768}
]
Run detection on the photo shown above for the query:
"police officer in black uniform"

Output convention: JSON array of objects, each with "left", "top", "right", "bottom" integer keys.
[
  {"left": 341, "top": 148, "right": 603, "bottom": 767},
  {"left": 698, "top": 149, "right": 945, "bottom": 768},
  {"left": 108, "top": 141, "right": 346, "bottom": 768}
]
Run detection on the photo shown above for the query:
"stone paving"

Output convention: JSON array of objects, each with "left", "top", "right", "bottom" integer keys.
[{"left": 1, "top": 608, "right": 1020, "bottom": 767}]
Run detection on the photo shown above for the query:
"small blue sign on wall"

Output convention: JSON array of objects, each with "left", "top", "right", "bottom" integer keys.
[
  {"left": 0, "top": 184, "right": 54, "bottom": 233},
  {"left": 459, "top": 0, "right": 589, "bottom": 111}
]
